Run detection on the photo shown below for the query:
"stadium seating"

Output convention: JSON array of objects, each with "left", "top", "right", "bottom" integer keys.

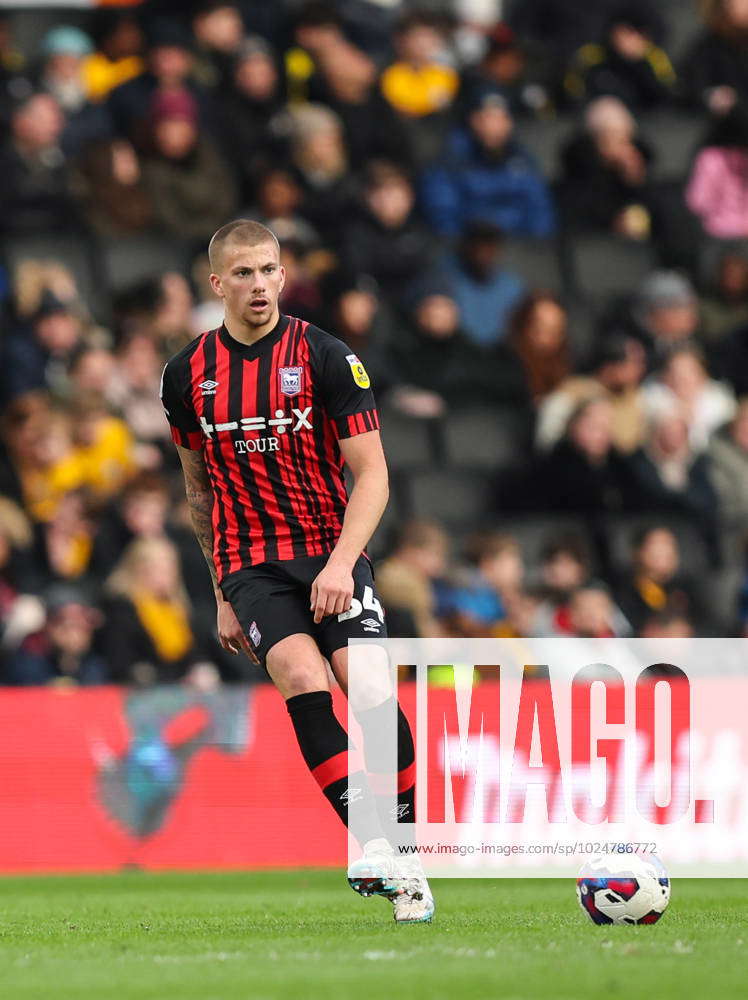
[
  {"left": 440, "top": 406, "right": 531, "bottom": 472},
  {"left": 567, "top": 234, "right": 659, "bottom": 301}
]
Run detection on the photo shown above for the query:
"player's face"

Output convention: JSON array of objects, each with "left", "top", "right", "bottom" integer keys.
[{"left": 210, "top": 242, "right": 285, "bottom": 330}]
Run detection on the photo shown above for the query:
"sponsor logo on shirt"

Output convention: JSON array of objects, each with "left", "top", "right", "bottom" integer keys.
[
  {"left": 199, "top": 380, "right": 219, "bottom": 395},
  {"left": 198, "top": 407, "right": 313, "bottom": 453},
  {"left": 345, "top": 353, "right": 370, "bottom": 389}
]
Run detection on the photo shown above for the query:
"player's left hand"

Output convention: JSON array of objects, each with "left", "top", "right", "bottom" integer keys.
[{"left": 310, "top": 560, "right": 354, "bottom": 624}]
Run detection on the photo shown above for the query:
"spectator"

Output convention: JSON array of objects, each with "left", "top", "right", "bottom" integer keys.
[
  {"left": 444, "top": 221, "right": 525, "bottom": 347},
  {"left": 534, "top": 532, "right": 600, "bottom": 635},
  {"left": 559, "top": 96, "right": 653, "bottom": 238},
  {"left": 252, "top": 168, "right": 319, "bottom": 249},
  {"left": 67, "top": 393, "right": 136, "bottom": 503},
  {"left": 503, "top": 291, "right": 571, "bottom": 404},
  {"left": 492, "top": 587, "right": 545, "bottom": 638},
  {"left": 216, "top": 37, "right": 287, "bottom": 201},
  {"left": 615, "top": 525, "right": 703, "bottom": 632},
  {"left": 380, "top": 11, "right": 457, "bottom": 118},
  {"left": 641, "top": 346, "right": 736, "bottom": 451},
  {"left": 641, "top": 608, "right": 695, "bottom": 638},
  {"left": 107, "top": 18, "right": 208, "bottom": 149},
  {"left": 277, "top": 240, "right": 324, "bottom": 327},
  {"left": 309, "top": 24, "right": 409, "bottom": 171},
  {"left": 628, "top": 270, "right": 701, "bottom": 365},
  {"left": 421, "top": 84, "right": 555, "bottom": 238},
  {"left": 683, "top": 0, "right": 748, "bottom": 115},
  {"left": 1, "top": 293, "right": 86, "bottom": 403},
  {"left": 31, "top": 488, "right": 96, "bottom": 586},
  {"left": 0, "top": 391, "right": 52, "bottom": 511},
  {"left": 287, "top": 103, "right": 357, "bottom": 248},
  {"left": 90, "top": 471, "right": 172, "bottom": 580},
  {"left": 82, "top": 10, "right": 144, "bottom": 102},
  {"left": 0, "top": 91, "right": 80, "bottom": 235},
  {"left": 72, "top": 137, "right": 154, "bottom": 236},
  {"left": 376, "top": 519, "right": 449, "bottom": 638},
  {"left": 537, "top": 334, "right": 647, "bottom": 453},
  {"left": 322, "top": 270, "right": 397, "bottom": 394},
  {"left": 445, "top": 532, "right": 524, "bottom": 636},
  {"left": 521, "top": 396, "right": 627, "bottom": 515},
  {"left": 37, "top": 25, "right": 112, "bottom": 157},
  {"left": 700, "top": 251, "right": 748, "bottom": 344},
  {"left": 564, "top": 582, "right": 625, "bottom": 637},
  {"left": 708, "top": 397, "right": 748, "bottom": 533},
  {"left": 102, "top": 536, "right": 216, "bottom": 686},
  {"left": 564, "top": 3, "right": 676, "bottom": 110},
  {"left": 0, "top": 497, "right": 44, "bottom": 655},
  {"left": 621, "top": 412, "right": 719, "bottom": 547},
  {"left": 191, "top": 1, "right": 245, "bottom": 89},
  {"left": 107, "top": 334, "right": 170, "bottom": 465},
  {"left": 343, "top": 160, "right": 434, "bottom": 304},
  {"left": 4, "top": 584, "right": 106, "bottom": 686},
  {"left": 390, "top": 276, "right": 528, "bottom": 415},
  {"left": 286, "top": 2, "right": 354, "bottom": 104},
  {"left": 379, "top": 10, "right": 459, "bottom": 165},
  {"left": 686, "top": 106, "right": 748, "bottom": 240},
  {"left": 68, "top": 345, "right": 116, "bottom": 399},
  {"left": 463, "top": 23, "right": 549, "bottom": 119},
  {"left": 140, "top": 88, "right": 238, "bottom": 244}
]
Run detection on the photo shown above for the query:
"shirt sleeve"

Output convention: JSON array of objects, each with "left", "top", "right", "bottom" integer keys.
[
  {"left": 160, "top": 360, "right": 202, "bottom": 450},
  {"left": 313, "top": 332, "right": 380, "bottom": 440}
]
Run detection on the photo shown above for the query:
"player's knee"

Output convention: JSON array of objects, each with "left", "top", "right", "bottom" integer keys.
[{"left": 267, "top": 634, "right": 329, "bottom": 698}]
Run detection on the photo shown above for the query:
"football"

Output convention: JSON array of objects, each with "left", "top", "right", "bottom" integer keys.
[{"left": 576, "top": 852, "right": 671, "bottom": 925}]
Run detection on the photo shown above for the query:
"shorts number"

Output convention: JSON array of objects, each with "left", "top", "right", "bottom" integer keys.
[{"left": 337, "top": 585, "right": 384, "bottom": 624}]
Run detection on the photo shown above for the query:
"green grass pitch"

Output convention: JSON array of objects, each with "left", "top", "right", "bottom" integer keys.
[{"left": 0, "top": 872, "right": 745, "bottom": 999}]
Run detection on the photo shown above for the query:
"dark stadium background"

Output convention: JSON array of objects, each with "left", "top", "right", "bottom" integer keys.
[{"left": 1, "top": 0, "right": 748, "bottom": 870}]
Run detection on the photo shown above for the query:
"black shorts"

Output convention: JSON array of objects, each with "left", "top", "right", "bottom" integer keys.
[{"left": 220, "top": 554, "right": 387, "bottom": 666}]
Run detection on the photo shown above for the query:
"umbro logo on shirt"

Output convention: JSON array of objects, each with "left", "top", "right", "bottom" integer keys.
[{"left": 199, "top": 380, "right": 219, "bottom": 394}]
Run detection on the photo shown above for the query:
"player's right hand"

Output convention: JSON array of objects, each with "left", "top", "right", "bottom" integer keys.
[{"left": 217, "top": 599, "right": 259, "bottom": 663}]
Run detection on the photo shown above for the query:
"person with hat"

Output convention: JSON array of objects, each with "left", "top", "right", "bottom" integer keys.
[
  {"left": 106, "top": 18, "right": 209, "bottom": 149},
  {"left": 140, "top": 87, "right": 238, "bottom": 244},
  {"left": 37, "top": 25, "right": 112, "bottom": 156},
  {"left": 420, "top": 83, "right": 555, "bottom": 238},
  {"left": 630, "top": 270, "right": 701, "bottom": 364},
  {"left": 1, "top": 291, "right": 85, "bottom": 404}
]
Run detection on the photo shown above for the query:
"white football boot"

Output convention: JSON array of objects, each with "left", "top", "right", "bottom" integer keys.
[
  {"left": 347, "top": 840, "right": 435, "bottom": 924},
  {"left": 390, "top": 854, "right": 435, "bottom": 925}
]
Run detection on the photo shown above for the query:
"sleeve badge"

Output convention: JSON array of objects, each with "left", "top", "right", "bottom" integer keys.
[{"left": 345, "top": 353, "right": 370, "bottom": 389}]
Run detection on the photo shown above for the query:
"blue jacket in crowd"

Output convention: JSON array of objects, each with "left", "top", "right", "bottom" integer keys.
[{"left": 421, "top": 130, "right": 556, "bottom": 239}]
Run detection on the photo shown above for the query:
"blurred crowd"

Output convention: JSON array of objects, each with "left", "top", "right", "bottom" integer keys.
[{"left": 3, "top": 0, "right": 748, "bottom": 687}]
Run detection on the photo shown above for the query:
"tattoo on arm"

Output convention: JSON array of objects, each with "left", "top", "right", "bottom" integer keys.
[{"left": 176, "top": 445, "right": 220, "bottom": 596}]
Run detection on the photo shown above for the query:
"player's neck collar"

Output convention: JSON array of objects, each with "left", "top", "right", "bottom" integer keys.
[{"left": 218, "top": 314, "right": 289, "bottom": 358}]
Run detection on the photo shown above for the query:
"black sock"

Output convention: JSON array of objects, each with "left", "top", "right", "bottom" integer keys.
[
  {"left": 286, "top": 690, "right": 384, "bottom": 848},
  {"left": 357, "top": 698, "right": 416, "bottom": 839}
]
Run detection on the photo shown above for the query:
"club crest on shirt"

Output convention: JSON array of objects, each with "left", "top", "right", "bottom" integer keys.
[
  {"left": 345, "top": 353, "right": 370, "bottom": 389},
  {"left": 278, "top": 366, "right": 304, "bottom": 397}
]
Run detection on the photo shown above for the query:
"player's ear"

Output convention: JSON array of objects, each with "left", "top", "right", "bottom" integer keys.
[
  {"left": 278, "top": 265, "right": 285, "bottom": 293},
  {"left": 209, "top": 272, "right": 224, "bottom": 298}
]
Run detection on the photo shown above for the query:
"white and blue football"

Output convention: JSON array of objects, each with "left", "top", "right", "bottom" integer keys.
[{"left": 577, "top": 852, "right": 671, "bottom": 925}]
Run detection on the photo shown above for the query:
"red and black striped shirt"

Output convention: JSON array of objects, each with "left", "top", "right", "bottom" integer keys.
[{"left": 160, "top": 315, "right": 380, "bottom": 583}]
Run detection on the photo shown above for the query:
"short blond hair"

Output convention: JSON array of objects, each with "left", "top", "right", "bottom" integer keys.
[{"left": 208, "top": 219, "right": 279, "bottom": 272}]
